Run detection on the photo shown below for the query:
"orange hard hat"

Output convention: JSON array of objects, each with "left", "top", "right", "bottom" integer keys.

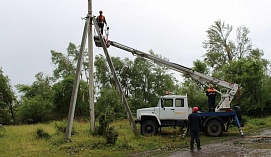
[{"left": 193, "top": 107, "right": 199, "bottom": 112}]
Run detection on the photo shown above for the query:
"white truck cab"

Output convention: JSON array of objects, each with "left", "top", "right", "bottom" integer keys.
[
  {"left": 136, "top": 94, "right": 192, "bottom": 122},
  {"left": 135, "top": 94, "right": 192, "bottom": 135}
]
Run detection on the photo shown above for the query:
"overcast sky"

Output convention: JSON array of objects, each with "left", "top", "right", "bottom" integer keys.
[{"left": 1, "top": 0, "right": 270, "bottom": 91}]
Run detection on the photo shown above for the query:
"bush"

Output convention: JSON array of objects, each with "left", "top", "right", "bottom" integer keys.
[
  {"left": 17, "top": 99, "right": 54, "bottom": 124},
  {"left": 117, "top": 138, "right": 132, "bottom": 150},
  {"left": 105, "top": 127, "right": 118, "bottom": 144},
  {"left": 36, "top": 128, "right": 51, "bottom": 139},
  {"left": 92, "top": 107, "right": 119, "bottom": 144},
  {"left": 55, "top": 122, "right": 66, "bottom": 133},
  {"left": 93, "top": 113, "right": 113, "bottom": 136}
]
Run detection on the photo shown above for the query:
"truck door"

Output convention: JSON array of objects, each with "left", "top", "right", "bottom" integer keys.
[
  {"left": 159, "top": 98, "right": 175, "bottom": 119},
  {"left": 174, "top": 98, "right": 188, "bottom": 120}
]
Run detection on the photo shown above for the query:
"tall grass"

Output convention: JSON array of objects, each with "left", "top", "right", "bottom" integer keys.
[{"left": 0, "top": 116, "right": 270, "bottom": 157}]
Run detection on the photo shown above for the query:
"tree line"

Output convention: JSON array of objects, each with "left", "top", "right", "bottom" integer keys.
[{"left": 0, "top": 20, "right": 270, "bottom": 125}]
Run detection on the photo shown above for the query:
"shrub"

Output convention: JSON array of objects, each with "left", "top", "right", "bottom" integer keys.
[
  {"left": 118, "top": 138, "right": 132, "bottom": 150},
  {"left": 36, "top": 128, "right": 51, "bottom": 139},
  {"left": 105, "top": 127, "right": 118, "bottom": 144},
  {"left": 55, "top": 122, "right": 66, "bottom": 133}
]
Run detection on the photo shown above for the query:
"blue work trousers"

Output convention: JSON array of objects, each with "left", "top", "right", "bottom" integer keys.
[{"left": 190, "top": 130, "right": 200, "bottom": 148}]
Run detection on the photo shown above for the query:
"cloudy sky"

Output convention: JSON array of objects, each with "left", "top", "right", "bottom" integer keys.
[{"left": 1, "top": 0, "right": 270, "bottom": 91}]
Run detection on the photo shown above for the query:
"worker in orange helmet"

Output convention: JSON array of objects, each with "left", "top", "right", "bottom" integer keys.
[
  {"left": 188, "top": 106, "right": 202, "bottom": 151},
  {"left": 206, "top": 84, "right": 217, "bottom": 112},
  {"left": 96, "top": 10, "right": 107, "bottom": 35}
]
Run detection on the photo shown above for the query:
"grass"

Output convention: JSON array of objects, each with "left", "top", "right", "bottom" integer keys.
[{"left": 0, "top": 116, "right": 271, "bottom": 157}]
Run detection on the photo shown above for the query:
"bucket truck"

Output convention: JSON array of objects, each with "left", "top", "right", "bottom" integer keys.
[{"left": 92, "top": 17, "right": 244, "bottom": 137}]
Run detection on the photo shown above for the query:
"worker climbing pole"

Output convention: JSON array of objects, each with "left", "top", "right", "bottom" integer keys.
[
  {"left": 96, "top": 10, "right": 107, "bottom": 35},
  {"left": 94, "top": 10, "right": 110, "bottom": 47}
]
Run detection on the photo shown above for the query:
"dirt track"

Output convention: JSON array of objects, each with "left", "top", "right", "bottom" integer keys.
[{"left": 167, "top": 129, "right": 271, "bottom": 157}]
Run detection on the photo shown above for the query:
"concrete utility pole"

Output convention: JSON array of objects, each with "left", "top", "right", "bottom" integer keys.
[
  {"left": 88, "top": 0, "right": 95, "bottom": 131},
  {"left": 65, "top": 15, "right": 90, "bottom": 142}
]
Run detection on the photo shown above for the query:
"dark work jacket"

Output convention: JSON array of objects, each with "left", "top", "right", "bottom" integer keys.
[{"left": 188, "top": 113, "right": 201, "bottom": 131}]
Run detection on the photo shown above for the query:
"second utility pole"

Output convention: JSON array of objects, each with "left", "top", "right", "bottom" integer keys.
[{"left": 88, "top": 0, "right": 95, "bottom": 132}]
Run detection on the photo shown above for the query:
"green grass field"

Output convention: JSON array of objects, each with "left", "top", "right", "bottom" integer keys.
[{"left": 0, "top": 116, "right": 270, "bottom": 157}]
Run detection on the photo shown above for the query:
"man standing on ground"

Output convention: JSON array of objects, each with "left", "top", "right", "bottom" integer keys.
[
  {"left": 96, "top": 10, "right": 107, "bottom": 35},
  {"left": 206, "top": 84, "right": 217, "bottom": 112},
  {"left": 188, "top": 106, "right": 201, "bottom": 151}
]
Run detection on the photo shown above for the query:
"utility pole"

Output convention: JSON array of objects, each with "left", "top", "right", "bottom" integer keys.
[
  {"left": 88, "top": 0, "right": 95, "bottom": 131},
  {"left": 65, "top": 15, "right": 90, "bottom": 142},
  {"left": 65, "top": 0, "right": 95, "bottom": 141}
]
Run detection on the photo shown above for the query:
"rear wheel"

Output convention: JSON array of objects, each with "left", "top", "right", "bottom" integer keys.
[
  {"left": 206, "top": 120, "right": 223, "bottom": 137},
  {"left": 141, "top": 120, "right": 158, "bottom": 136}
]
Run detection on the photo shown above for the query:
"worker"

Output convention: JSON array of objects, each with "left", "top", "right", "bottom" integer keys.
[
  {"left": 206, "top": 84, "right": 217, "bottom": 112},
  {"left": 188, "top": 106, "right": 201, "bottom": 151},
  {"left": 96, "top": 10, "right": 107, "bottom": 35}
]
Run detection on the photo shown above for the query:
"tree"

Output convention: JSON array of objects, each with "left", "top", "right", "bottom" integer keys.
[
  {"left": 203, "top": 20, "right": 234, "bottom": 70},
  {"left": 203, "top": 20, "right": 252, "bottom": 72},
  {"left": 0, "top": 68, "right": 16, "bottom": 124},
  {"left": 192, "top": 60, "right": 209, "bottom": 75},
  {"left": 201, "top": 20, "right": 271, "bottom": 116},
  {"left": 235, "top": 26, "right": 252, "bottom": 60},
  {"left": 51, "top": 49, "right": 75, "bottom": 80},
  {"left": 179, "top": 80, "right": 207, "bottom": 111},
  {"left": 51, "top": 42, "right": 89, "bottom": 81},
  {"left": 119, "top": 58, "right": 133, "bottom": 97},
  {"left": 94, "top": 54, "right": 112, "bottom": 89},
  {"left": 129, "top": 51, "right": 178, "bottom": 108},
  {"left": 95, "top": 87, "right": 124, "bottom": 120},
  {"left": 179, "top": 60, "right": 209, "bottom": 111},
  {"left": 222, "top": 49, "right": 270, "bottom": 116},
  {"left": 94, "top": 50, "right": 179, "bottom": 117},
  {"left": 50, "top": 43, "right": 90, "bottom": 119},
  {"left": 52, "top": 76, "right": 89, "bottom": 119},
  {"left": 16, "top": 72, "right": 54, "bottom": 124},
  {"left": 130, "top": 57, "right": 153, "bottom": 104},
  {"left": 150, "top": 50, "right": 179, "bottom": 98}
]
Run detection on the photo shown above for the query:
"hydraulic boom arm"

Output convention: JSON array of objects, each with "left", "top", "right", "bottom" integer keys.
[{"left": 107, "top": 40, "right": 239, "bottom": 111}]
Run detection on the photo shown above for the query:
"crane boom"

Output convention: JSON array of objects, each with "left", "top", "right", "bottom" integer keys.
[{"left": 107, "top": 40, "right": 239, "bottom": 112}]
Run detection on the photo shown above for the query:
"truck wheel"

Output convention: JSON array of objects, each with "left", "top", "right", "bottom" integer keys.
[
  {"left": 206, "top": 120, "right": 223, "bottom": 137},
  {"left": 141, "top": 120, "right": 158, "bottom": 136}
]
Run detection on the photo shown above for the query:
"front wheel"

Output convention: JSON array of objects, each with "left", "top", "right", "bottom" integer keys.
[
  {"left": 141, "top": 120, "right": 158, "bottom": 136},
  {"left": 206, "top": 120, "right": 223, "bottom": 137}
]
